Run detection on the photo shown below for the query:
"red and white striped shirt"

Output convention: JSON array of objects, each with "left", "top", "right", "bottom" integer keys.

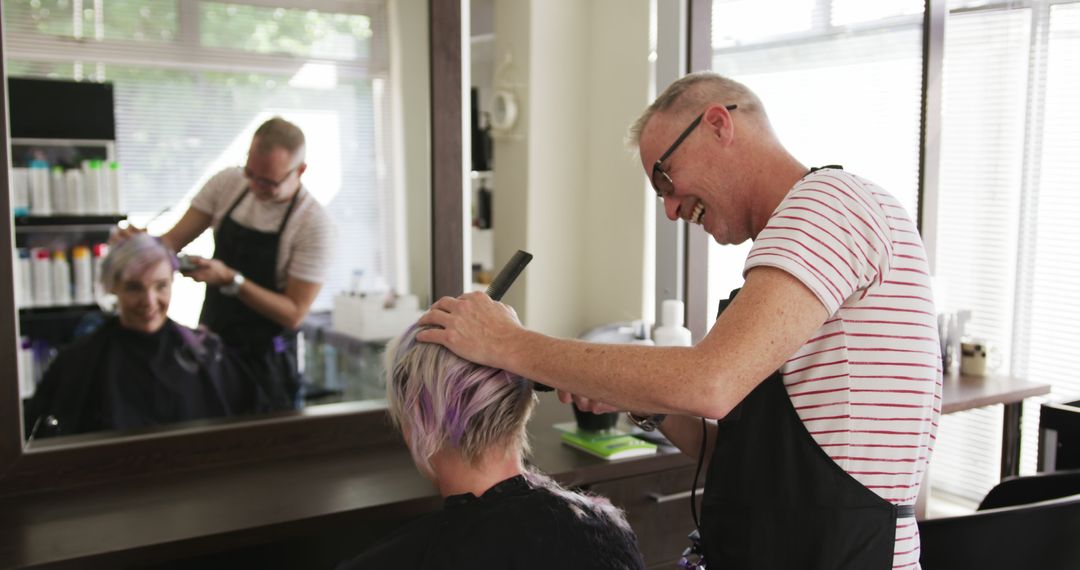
[{"left": 744, "top": 169, "right": 942, "bottom": 569}]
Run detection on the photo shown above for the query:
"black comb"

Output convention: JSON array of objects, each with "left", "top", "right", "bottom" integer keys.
[
  {"left": 483, "top": 250, "right": 552, "bottom": 392},
  {"left": 485, "top": 250, "right": 533, "bottom": 301}
]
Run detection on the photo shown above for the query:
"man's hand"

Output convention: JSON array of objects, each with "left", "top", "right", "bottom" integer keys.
[
  {"left": 416, "top": 291, "right": 523, "bottom": 370},
  {"left": 557, "top": 390, "right": 621, "bottom": 414},
  {"left": 109, "top": 224, "right": 147, "bottom": 245},
  {"left": 181, "top": 256, "right": 236, "bottom": 287}
]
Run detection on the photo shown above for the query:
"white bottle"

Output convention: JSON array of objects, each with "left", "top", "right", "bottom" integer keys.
[
  {"left": 82, "top": 160, "right": 101, "bottom": 214},
  {"left": 19, "top": 337, "right": 35, "bottom": 399},
  {"left": 65, "top": 169, "right": 85, "bottom": 215},
  {"left": 51, "top": 249, "right": 72, "bottom": 306},
  {"left": 72, "top": 245, "right": 94, "bottom": 305},
  {"left": 50, "top": 166, "right": 67, "bottom": 214},
  {"left": 29, "top": 160, "right": 52, "bottom": 215},
  {"left": 654, "top": 299, "right": 693, "bottom": 347},
  {"left": 92, "top": 243, "right": 109, "bottom": 302},
  {"left": 108, "top": 162, "right": 122, "bottom": 214},
  {"left": 30, "top": 248, "right": 53, "bottom": 307},
  {"left": 12, "top": 167, "right": 30, "bottom": 216}
]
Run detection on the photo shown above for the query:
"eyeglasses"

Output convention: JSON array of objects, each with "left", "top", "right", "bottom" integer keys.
[
  {"left": 650, "top": 104, "right": 737, "bottom": 199},
  {"left": 243, "top": 165, "right": 298, "bottom": 190}
]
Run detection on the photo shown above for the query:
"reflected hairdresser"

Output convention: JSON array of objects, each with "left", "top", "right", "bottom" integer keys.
[{"left": 113, "top": 117, "right": 334, "bottom": 410}]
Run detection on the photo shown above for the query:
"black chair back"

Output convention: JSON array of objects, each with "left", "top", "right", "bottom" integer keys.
[
  {"left": 978, "top": 468, "right": 1080, "bottom": 510},
  {"left": 920, "top": 493, "right": 1080, "bottom": 570}
]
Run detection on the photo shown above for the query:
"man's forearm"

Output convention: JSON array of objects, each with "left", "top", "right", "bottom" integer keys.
[
  {"left": 235, "top": 281, "right": 307, "bottom": 330},
  {"left": 505, "top": 331, "right": 734, "bottom": 418}
]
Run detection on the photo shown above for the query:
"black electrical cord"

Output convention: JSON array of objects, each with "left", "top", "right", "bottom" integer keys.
[{"left": 690, "top": 416, "right": 708, "bottom": 530}]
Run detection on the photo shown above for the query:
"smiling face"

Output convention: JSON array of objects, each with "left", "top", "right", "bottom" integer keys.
[
  {"left": 639, "top": 105, "right": 748, "bottom": 245},
  {"left": 114, "top": 259, "right": 173, "bottom": 334},
  {"left": 243, "top": 138, "right": 306, "bottom": 202}
]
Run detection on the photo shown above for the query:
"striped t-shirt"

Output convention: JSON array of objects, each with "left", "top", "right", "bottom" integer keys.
[{"left": 744, "top": 169, "right": 942, "bottom": 570}]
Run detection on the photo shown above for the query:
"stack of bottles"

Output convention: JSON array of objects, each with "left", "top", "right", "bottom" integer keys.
[
  {"left": 14, "top": 243, "right": 108, "bottom": 308},
  {"left": 11, "top": 159, "right": 122, "bottom": 216}
]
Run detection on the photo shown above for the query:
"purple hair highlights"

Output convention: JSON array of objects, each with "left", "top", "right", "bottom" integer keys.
[
  {"left": 384, "top": 323, "right": 536, "bottom": 474},
  {"left": 383, "top": 323, "right": 635, "bottom": 532}
]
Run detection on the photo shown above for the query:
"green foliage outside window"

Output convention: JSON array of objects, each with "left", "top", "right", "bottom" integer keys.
[
  {"left": 4, "top": 0, "right": 177, "bottom": 42},
  {"left": 200, "top": 2, "right": 372, "bottom": 60}
]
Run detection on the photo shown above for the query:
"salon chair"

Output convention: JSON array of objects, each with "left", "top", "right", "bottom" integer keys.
[{"left": 919, "top": 470, "right": 1080, "bottom": 570}]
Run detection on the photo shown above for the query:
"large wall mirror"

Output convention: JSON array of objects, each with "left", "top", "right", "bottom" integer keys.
[{"left": 0, "top": 0, "right": 462, "bottom": 494}]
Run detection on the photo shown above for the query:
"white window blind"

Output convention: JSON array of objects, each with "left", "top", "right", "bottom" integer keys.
[
  {"left": 706, "top": 0, "right": 924, "bottom": 327},
  {"left": 4, "top": 0, "right": 393, "bottom": 322},
  {"left": 931, "top": 0, "right": 1080, "bottom": 504}
]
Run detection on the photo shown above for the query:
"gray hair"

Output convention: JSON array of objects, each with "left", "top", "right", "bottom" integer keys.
[
  {"left": 384, "top": 324, "right": 634, "bottom": 532},
  {"left": 100, "top": 233, "right": 177, "bottom": 292},
  {"left": 627, "top": 71, "right": 766, "bottom": 147},
  {"left": 384, "top": 323, "right": 537, "bottom": 474},
  {"left": 252, "top": 116, "right": 306, "bottom": 167}
]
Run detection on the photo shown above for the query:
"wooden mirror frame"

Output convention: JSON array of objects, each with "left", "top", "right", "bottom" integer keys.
[{"left": 0, "top": 0, "right": 463, "bottom": 498}]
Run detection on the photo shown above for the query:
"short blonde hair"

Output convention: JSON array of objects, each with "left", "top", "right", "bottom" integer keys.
[
  {"left": 384, "top": 323, "right": 537, "bottom": 474},
  {"left": 627, "top": 72, "right": 765, "bottom": 147}
]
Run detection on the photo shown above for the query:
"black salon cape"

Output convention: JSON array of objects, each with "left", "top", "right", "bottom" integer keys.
[
  {"left": 338, "top": 475, "right": 646, "bottom": 570},
  {"left": 25, "top": 317, "right": 271, "bottom": 439}
]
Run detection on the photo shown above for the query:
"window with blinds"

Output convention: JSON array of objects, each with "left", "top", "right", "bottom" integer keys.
[
  {"left": 930, "top": 0, "right": 1080, "bottom": 505},
  {"left": 705, "top": 0, "right": 925, "bottom": 327},
  {"left": 4, "top": 0, "right": 393, "bottom": 322}
]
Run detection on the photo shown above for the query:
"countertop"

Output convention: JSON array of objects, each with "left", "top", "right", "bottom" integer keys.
[{"left": 0, "top": 396, "right": 692, "bottom": 569}]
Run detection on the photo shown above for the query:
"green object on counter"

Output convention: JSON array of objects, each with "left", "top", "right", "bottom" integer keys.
[{"left": 554, "top": 422, "right": 657, "bottom": 461}]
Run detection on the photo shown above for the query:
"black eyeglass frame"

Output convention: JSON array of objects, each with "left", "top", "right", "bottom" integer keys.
[
  {"left": 650, "top": 103, "right": 738, "bottom": 199},
  {"left": 243, "top": 165, "right": 299, "bottom": 190}
]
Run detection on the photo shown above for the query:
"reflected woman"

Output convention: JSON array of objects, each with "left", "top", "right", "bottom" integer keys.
[
  {"left": 338, "top": 324, "right": 646, "bottom": 569},
  {"left": 26, "top": 234, "right": 270, "bottom": 439}
]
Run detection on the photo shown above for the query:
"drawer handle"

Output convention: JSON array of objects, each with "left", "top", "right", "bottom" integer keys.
[{"left": 648, "top": 488, "right": 705, "bottom": 504}]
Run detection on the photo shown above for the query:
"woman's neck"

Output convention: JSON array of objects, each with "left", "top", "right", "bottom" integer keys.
[{"left": 429, "top": 447, "right": 523, "bottom": 498}]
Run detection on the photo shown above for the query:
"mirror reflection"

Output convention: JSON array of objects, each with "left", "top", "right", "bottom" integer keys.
[
  {"left": 25, "top": 234, "right": 276, "bottom": 439},
  {"left": 8, "top": 0, "right": 431, "bottom": 442}
]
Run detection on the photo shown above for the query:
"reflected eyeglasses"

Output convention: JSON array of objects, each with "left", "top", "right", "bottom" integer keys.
[
  {"left": 243, "top": 166, "right": 298, "bottom": 190},
  {"left": 650, "top": 104, "right": 737, "bottom": 199}
]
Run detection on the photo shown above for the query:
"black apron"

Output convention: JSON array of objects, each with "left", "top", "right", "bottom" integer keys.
[
  {"left": 699, "top": 289, "right": 909, "bottom": 569},
  {"left": 200, "top": 188, "right": 301, "bottom": 410}
]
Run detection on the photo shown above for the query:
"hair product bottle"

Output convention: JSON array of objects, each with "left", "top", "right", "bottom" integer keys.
[{"left": 653, "top": 299, "right": 692, "bottom": 347}]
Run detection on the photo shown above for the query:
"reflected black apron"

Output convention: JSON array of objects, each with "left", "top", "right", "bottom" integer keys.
[
  {"left": 200, "top": 188, "right": 301, "bottom": 410},
  {"left": 699, "top": 289, "right": 907, "bottom": 569}
]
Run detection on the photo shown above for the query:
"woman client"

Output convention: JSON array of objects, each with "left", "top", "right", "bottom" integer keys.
[
  {"left": 338, "top": 323, "right": 646, "bottom": 569},
  {"left": 26, "top": 234, "right": 270, "bottom": 439}
]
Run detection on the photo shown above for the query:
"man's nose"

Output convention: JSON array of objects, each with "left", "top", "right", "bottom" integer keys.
[{"left": 663, "top": 196, "right": 681, "bottom": 221}]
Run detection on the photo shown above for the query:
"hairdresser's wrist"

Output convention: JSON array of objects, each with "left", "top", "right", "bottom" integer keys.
[{"left": 501, "top": 328, "right": 545, "bottom": 379}]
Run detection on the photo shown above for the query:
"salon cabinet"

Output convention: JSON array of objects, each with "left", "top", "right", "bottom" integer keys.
[
  {"left": 587, "top": 465, "right": 702, "bottom": 570},
  {"left": 0, "top": 399, "right": 700, "bottom": 569}
]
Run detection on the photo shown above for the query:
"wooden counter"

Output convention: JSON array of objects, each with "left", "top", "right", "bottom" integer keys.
[
  {"left": 940, "top": 371, "right": 1051, "bottom": 480},
  {"left": 0, "top": 397, "right": 694, "bottom": 569}
]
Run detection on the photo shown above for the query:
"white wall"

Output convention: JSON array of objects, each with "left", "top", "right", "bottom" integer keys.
[
  {"left": 390, "top": 0, "right": 431, "bottom": 305},
  {"left": 584, "top": 0, "right": 653, "bottom": 330},
  {"left": 492, "top": 0, "right": 651, "bottom": 337}
]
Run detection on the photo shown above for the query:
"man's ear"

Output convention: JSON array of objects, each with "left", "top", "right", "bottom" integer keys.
[
  {"left": 296, "top": 163, "right": 308, "bottom": 177},
  {"left": 701, "top": 103, "right": 736, "bottom": 144}
]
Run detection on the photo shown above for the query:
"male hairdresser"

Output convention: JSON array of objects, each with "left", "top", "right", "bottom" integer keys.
[
  {"left": 418, "top": 72, "right": 941, "bottom": 569},
  {"left": 116, "top": 117, "right": 332, "bottom": 409}
]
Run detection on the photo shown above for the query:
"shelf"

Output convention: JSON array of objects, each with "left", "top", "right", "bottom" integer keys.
[
  {"left": 14, "top": 214, "right": 126, "bottom": 231},
  {"left": 20, "top": 304, "right": 101, "bottom": 318}
]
